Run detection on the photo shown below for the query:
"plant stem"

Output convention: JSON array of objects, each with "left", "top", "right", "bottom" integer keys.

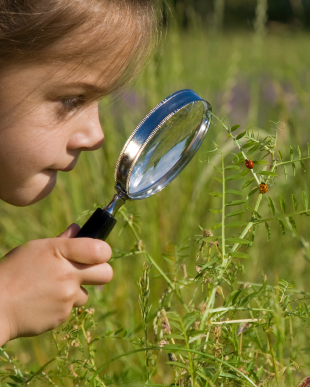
[
  {"left": 267, "top": 332, "right": 279, "bottom": 384},
  {"left": 254, "top": 209, "right": 309, "bottom": 224},
  {"left": 211, "top": 318, "right": 259, "bottom": 325},
  {"left": 92, "top": 347, "right": 258, "bottom": 387},
  {"left": 221, "top": 154, "right": 226, "bottom": 261},
  {"left": 212, "top": 114, "right": 261, "bottom": 185},
  {"left": 181, "top": 319, "right": 195, "bottom": 386},
  {"left": 276, "top": 156, "right": 310, "bottom": 166},
  {"left": 121, "top": 209, "right": 190, "bottom": 313}
]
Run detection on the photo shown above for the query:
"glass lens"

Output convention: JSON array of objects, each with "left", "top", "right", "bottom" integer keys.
[{"left": 128, "top": 101, "right": 205, "bottom": 196}]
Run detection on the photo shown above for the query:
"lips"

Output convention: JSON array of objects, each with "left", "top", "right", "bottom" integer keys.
[
  {"left": 47, "top": 159, "right": 78, "bottom": 173},
  {"left": 57, "top": 165, "right": 74, "bottom": 172}
]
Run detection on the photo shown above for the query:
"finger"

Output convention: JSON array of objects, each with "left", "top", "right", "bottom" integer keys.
[
  {"left": 72, "top": 262, "right": 113, "bottom": 285},
  {"left": 73, "top": 286, "right": 89, "bottom": 307},
  {"left": 57, "top": 223, "right": 81, "bottom": 238},
  {"left": 54, "top": 238, "right": 112, "bottom": 265}
]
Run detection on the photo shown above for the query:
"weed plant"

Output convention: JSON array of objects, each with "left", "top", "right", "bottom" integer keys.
[
  {"left": 1, "top": 10, "right": 310, "bottom": 387},
  {"left": 1, "top": 113, "right": 310, "bottom": 386}
]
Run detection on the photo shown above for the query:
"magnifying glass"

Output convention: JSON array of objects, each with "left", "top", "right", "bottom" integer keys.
[{"left": 75, "top": 89, "right": 212, "bottom": 241}]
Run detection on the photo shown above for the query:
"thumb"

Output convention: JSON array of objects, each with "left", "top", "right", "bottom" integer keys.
[{"left": 57, "top": 223, "right": 81, "bottom": 238}]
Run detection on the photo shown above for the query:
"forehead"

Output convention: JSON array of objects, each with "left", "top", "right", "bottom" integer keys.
[{"left": 1, "top": 55, "right": 128, "bottom": 102}]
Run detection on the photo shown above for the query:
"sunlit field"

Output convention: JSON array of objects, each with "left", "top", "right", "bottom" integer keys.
[{"left": 1, "top": 16, "right": 310, "bottom": 387}]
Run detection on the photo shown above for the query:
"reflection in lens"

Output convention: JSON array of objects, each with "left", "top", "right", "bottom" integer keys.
[{"left": 128, "top": 101, "right": 204, "bottom": 195}]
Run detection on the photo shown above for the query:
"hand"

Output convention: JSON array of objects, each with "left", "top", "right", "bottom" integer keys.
[{"left": 0, "top": 224, "right": 113, "bottom": 346}]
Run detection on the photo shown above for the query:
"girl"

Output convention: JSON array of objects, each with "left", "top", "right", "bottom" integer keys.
[{"left": 0, "top": 0, "right": 158, "bottom": 346}]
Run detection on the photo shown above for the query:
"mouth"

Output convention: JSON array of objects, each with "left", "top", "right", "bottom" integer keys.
[
  {"left": 57, "top": 166, "right": 74, "bottom": 172},
  {"left": 46, "top": 160, "right": 77, "bottom": 173}
]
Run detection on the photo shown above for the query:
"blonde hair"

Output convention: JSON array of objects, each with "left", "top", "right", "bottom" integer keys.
[{"left": 0, "top": 0, "right": 159, "bottom": 92}]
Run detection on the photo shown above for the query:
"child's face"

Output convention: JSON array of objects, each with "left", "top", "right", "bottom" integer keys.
[{"left": 0, "top": 61, "right": 110, "bottom": 206}]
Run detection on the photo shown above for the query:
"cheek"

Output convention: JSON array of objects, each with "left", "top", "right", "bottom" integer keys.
[{"left": 0, "top": 116, "right": 67, "bottom": 170}]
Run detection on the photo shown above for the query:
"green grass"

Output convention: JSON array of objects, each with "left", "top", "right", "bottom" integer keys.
[{"left": 1, "top": 26, "right": 310, "bottom": 386}]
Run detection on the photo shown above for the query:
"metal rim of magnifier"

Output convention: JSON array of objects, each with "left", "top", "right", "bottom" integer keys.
[{"left": 114, "top": 89, "right": 212, "bottom": 200}]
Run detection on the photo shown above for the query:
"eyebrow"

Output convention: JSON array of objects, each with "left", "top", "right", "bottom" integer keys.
[{"left": 58, "top": 82, "right": 108, "bottom": 96}]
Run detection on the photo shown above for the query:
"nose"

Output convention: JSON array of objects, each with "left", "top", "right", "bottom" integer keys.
[{"left": 67, "top": 103, "right": 105, "bottom": 152}]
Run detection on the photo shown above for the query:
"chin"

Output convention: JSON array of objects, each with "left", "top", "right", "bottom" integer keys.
[{"left": 3, "top": 176, "right": 57, "bottom": 207}]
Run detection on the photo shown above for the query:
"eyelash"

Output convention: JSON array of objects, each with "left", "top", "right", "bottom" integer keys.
[{"left": 60, "top": 95, "right": 86, "bottom": 111}]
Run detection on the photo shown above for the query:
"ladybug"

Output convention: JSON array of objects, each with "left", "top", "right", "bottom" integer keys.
[
  {"left": 245, "top": 159, "right": 254, "bottom": 169},
  {"left": 259, "top": 182, "right": 268, "bottom": 194}
]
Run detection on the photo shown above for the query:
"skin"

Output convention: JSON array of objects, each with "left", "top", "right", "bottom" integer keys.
[{"left": 0, "top": 60, "right": 118, "bottom": 346}]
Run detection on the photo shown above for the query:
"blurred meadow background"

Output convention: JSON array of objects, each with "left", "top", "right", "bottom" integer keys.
[{"left": 1, "top": 0, "right": 310, "bottom": 386}]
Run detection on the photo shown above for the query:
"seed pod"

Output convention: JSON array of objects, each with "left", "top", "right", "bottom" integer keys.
[
  {"left": 245, "top": 159, "right": 254, "bottom": 169},
  {"left": 259, "top": 182, "right": 268, "bottom": 194}
]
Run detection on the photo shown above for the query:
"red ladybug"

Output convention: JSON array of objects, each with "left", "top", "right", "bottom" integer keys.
[
  {"left": 245, "top": 159, "right": 254, "bottom": 169},
  {"left": 259, "top": 182, "right": 268, "bottom": 194}
]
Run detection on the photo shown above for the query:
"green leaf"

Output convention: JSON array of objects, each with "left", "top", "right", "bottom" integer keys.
[
  {"left": 196, "top": 371, "right": 215, "bottom": 386},
  {"left": 226, "top": 189, "right": 244, "bottom": 196},
  {"left": 278, "top": 150, "right": 283, "bottom": 162},
  {"left": 257, "top": 366, "right": 264, "bottom": 379},
  {"left": 212, "top": 369, "right": 221, "bottom": 383},
  {"left": 292, "top": 194, "right": 298, "bottom": 212},
  {"left": 184, "top": 314, "right": 200, "bottom": 331},
  {"left": 252, "top": 160, "right": 269, "bottom": 165},
  {"left": 265, "top": 222, "right": 271, "bottom": 242},
  {"left": 247, "top": 187, "right": 259, "bottom": 197},
  {"left": 9, "top": 376, "right": 25, "bottom": 383},
  {"left": 292, "top": 162, "right": 296, "bottom": 176},
  {"left": 226, "top": 238, "right": 250, "bottom": 245},
  {"left": 167, "top": 320, "right": 182, "bottom": 331},
  {"left": 288, "top": 216, "right": 297, "bottom": 232},
  {"left": 198, "top": 257, "right": 220, "bottom": 273},
  {"left": 303, "top": 191, "right": 309, "bottom": 210},
  {"left": 226, "top": 222, "right": 249, "bottom": 227},
  {"left": 226, "top": 200, "right": 246, "bottom": 206},
  {"left": 284, "top": 165, "right": 288, "bottom": 179},
  {"left": 300, "top": 160, "right": 306, "bottom": 172},
  {"left": 277, "top": 218, "right": 285, "bottom": 235},
  {"left": 211, "top": 222, "right": 222, "bottom": 230},
  {"left": 231, "top": 124, "right": 240, "bottom": 132},
  {"left": 290, "top": 145, "right": 294, "bottom": 160},
  {"left": 225, "top": 165, "right": 240, "bottom": 170},
  {"left": 224, "top": 289, "right": 243, "bottom": 306},
  {"left": 166, "top": 334, "right": 185, "bottom": 340},
  {"left": 226, "top": 174, "right": 243, "bottom": 181},
  {"left": 234, "top": 152, "right": 243, "bottom": 161},
  {"left": 236, "top": 131, "right": 247, "bottom": 140},
  {"left": 297, "top": 145, "right": 302, "bottom": 159},
  {"left": 226, "top": 210, "right": 247, "bottom": 218},
  {"left": 230, "top": 251, "right": 251, "bottom": 259},
  {"left": 256, "top": 171, "right": 278, "bottom": 176},
  {"left": 209, "top": 208, "right": 223, "bottom": 214},
  {"left": 166, "top": 361, "right": 190, "bottom": 371},
  {"left": 243, "top": 204, "right": 262, "bottom": 218},
  {"left": 209, "top": 191, "right": 223, "bottom": 197},
  {"left": 214, "top": 166, "right": 222, "bottom": 174},
  {"left": 242, "top": 141, "right": 257, "bottom": 149},
  {"left": 219, "top": 372, "right": 239, "bottom": 380},
  {"left": 247, "top": 144, "right": 260, "bottom": 156},
  {"left": 268, "top": 197, "right": 276, "bottom": 216},
  {"left": 240, "top": 291, "right": 258, "bottom": 307},
  {"left": 279, "top": 195, "right": 286, "bottom": 214},
  {"left": 239, "top": 169, "right": 250, "bottom": 177},
  {"left": 242, "top": 178, "right": 255, "bottom": 189},
  {"left": 214, "top": 176, "right": 223, "bottom": 183}
]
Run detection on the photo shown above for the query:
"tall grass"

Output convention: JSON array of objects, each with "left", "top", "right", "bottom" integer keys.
[{"left": 1, "top": 16, "right": 310, "bottom": 387}]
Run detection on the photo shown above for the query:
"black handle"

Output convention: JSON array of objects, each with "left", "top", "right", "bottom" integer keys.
[{"left": 75, "top": 208, "right": 117, "bottom": 241}]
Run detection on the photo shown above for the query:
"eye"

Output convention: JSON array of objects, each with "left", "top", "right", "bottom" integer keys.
[{"left": 60, "top": 95, "right": 85, "bottom": 111}]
